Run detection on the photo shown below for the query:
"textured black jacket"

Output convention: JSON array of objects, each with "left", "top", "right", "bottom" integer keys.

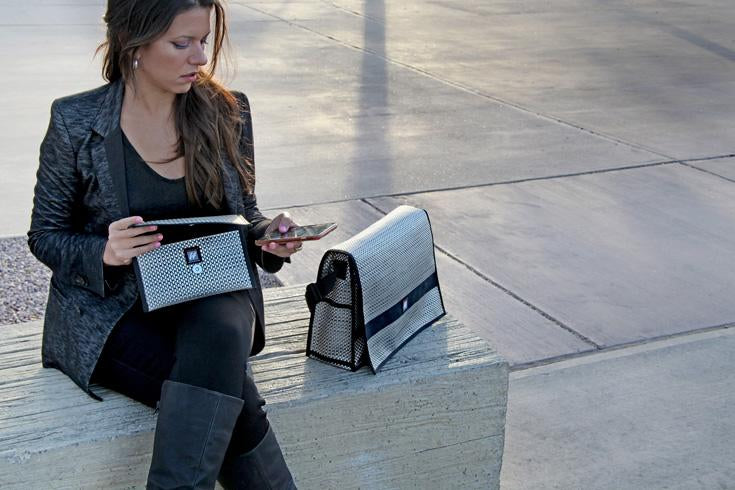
[{"left": 28, "top": 79, "right": 285, "bottom": 401}]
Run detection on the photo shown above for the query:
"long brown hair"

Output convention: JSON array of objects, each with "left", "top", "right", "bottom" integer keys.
[{"left": 96, "top": 0, "right": 253, "bottom": 209}]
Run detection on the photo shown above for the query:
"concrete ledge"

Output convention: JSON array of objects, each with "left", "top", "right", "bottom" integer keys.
[{"left": 0, "top": 285, "right": 508, "bottom": 489}]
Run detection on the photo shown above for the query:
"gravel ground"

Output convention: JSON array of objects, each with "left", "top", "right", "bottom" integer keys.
[
  {"left": 0, "top": 236, "right": 50, "bottom": 324},
  {"left": 0, "top": 236, "right": 283, "bottom": 326}
]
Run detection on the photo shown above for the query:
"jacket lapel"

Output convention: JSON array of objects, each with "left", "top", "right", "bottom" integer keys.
[
  {"left": 90, "top": 79, "right": 129, "bottom": 219},
  {"left": 103, "top": 127, "right": 129, "bottom": 216}
]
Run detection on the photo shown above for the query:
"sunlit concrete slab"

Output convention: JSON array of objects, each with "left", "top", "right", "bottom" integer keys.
[
  {"left": 501, "top": 326, "right": 735, "bottom": 489},
  {"left": 1, "top": 2, "right": 663, "bottom": 236},
  {"left": 0, "top": 20, "right": 105, "bottom": 237},
  {"left": 249, "top": 0, "right": 735, "bottom": 160},
  {"left": 226, "top": 16, "right": 661, "bottom": 210},
  {"left": 368, "top": 163, "right": 735, "bottom": 347},
  {"left": 274, "top": 200, "right": 594, "bottom": 366},
  {"left": 687, "top": 156, "right": 735, "bottom": 181},
  {"left": 429, "top": 250, "right": 595, "bottom": 366},
  {"left": 2, "top": 2, "right": 104, "bottom": 25}
]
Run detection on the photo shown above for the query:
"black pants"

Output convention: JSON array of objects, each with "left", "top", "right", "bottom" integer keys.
[{"left": 91, "top": 291, "right": 269, "bottom": 455}]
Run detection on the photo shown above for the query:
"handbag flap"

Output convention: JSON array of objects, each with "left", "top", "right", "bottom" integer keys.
[{"left": 329, "top": 205, "right": 437, "bottom": 325}]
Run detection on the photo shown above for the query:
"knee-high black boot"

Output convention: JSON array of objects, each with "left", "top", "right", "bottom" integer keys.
[
  {"left": 217, "top": 424, "right": 297, "bottom": 490},
  {"left": 146, "top": 380, "right": 244, "bottom": 490}
]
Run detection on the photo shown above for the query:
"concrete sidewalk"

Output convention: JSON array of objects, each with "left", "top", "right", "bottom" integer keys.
[
  {"left": 502, "top": 327, "right": 735, "bottom": 489},
  {"left": 1, "top": 1, "right": 734, "bottom": 488}
]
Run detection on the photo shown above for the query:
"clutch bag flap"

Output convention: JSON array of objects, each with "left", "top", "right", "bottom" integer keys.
[{"left": 136, "top": 214, "right": 250, "bottom": 227}]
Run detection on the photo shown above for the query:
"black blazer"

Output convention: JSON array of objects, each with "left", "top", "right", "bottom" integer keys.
[{"left": 28, "top": 79, "right": 284, "bottom": 401}]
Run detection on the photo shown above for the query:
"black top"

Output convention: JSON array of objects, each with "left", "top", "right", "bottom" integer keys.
[
  {"left": 122, "top": 131, "right": 222, "bottom": 243},
  {"left": 123, "top": 131, "right": 191, "bottom": 220}
]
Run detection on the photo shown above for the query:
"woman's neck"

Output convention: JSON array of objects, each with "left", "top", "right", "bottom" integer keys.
[{"left": 122, "top": 80, "right": 176, "bottom": 122}]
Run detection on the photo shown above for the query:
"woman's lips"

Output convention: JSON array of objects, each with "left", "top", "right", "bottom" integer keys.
[{"left": 181, "top": 73, "right": 197, "bottom": 82}]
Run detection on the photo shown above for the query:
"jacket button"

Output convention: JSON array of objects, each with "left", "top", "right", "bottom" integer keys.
[{"left": 73, "top": 275, "right": 88, "bottom": 287}]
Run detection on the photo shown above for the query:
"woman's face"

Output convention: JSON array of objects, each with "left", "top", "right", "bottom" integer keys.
[{"left": 134, "top": 6, "right": 211, "bottom": 95}]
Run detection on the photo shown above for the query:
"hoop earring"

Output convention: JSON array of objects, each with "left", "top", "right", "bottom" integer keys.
[{"left": 133, "top": 58, "right": 139, "bottom": 70}]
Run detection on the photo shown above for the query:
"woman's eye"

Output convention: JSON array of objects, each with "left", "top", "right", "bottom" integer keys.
[{"left": 173, "top": 42, "right": 189, "bottom": 49}]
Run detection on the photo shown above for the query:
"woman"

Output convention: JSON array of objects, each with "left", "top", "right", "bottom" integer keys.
[{"left": 28, "top": 1, "right": 298, "bottom": 488}]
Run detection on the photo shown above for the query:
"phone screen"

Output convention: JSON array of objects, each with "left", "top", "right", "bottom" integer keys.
[{"left": 263, "top": 223, "right": 335, "bottom": 241}]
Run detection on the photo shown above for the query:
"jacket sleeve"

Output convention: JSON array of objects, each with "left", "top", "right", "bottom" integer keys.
[
  {"left": 235, "top": 91, "right": 289, "bottom": 274},
  {"left": 27, "top": 100, "right": 108, "bottom": 297}
]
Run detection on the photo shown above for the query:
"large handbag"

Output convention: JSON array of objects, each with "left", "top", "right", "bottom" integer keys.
[
  {"left": 305, "top": 205, "right": 446, "bottom": 372},
  {"left": 133, "top": 215, "right": 256, "bottom": 312}
]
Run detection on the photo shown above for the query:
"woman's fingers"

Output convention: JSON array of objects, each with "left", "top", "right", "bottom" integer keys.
[
  {"left": 104, "top": 216, "right": 161, "bottom": 266},
  {"left": 261, "top": 240, "right": 303, "bottom": 258},
  {"left": 265, "top": 212, "right": 299, "bottom": 235},
  {"left": 118, "top": 239, "right": 162, "bottom": 259},
  {"left": 108, "top": 237, "right": 161, "bottom": 261},
  {"left": 121, "top": 225, "right": 158, "bottom": 238},
  {"left": 113, "top": 239, "right": 161, "bottom": 259},
  {"left": 109, "top": 216, "right": 142, "bottom": 234},
  {"left": 110, "top": 223, "right": 158, "bottom": 239},
  {"left": 261, "top": 212, "right": 302, "bottom": 259},
  {"left": 277, "top": 215, "right": 295, "bottom": 233},
  {"left": 119, "top": 233, "right": 163, "bottom": 250}
]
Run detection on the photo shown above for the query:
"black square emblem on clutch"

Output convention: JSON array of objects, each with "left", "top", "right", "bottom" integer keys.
[{"left": 183, "top": 246, "right": 203, "bottom": 265}]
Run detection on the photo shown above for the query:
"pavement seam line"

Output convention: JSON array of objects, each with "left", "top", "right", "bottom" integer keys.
[
  {"left": 511, "top": 322, "right": 735, "bottom": 374},
  {"left": 262, "top": 154, "right": 735, "bottom": 212},
  {"left": 359, "top": 198, "right": 392, "bottom": 217},
  {"left": 262, "top": 160, "right": 677, "bottom": 212},
  {"left": 678, "top": 161, "right": 735, "bottom": 184},
  {"left": 360, "top": 199, "right": 601, "bottom": 350},
  {"left": 680, "top": 153, "right": 735, "bottom": 163},
  {"left": 238, "top": 3, "right": 675, "bottom": 160}
]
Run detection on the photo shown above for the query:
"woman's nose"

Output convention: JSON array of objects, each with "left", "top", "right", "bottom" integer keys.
[{"left": 190, "top": 44, "right": 208, "bottom": 66}]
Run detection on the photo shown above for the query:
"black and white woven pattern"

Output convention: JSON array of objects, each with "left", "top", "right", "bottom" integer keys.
[
  {"left": 335, "top": 206, "right": 437, "bottom": 324},
  {"left": 136, "top": 230, "right": 253, "bottom": 312},
  {"left": 310, "top": 302, "right": 353, "bottom": 365}
]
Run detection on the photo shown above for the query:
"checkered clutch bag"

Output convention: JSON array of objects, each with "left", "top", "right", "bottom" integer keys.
[
  {"left": 305, "top": 205, "right": 446, "bottom": 372},
  {"left": 133, "top": 215, "right": 256, "bottom": 312}
]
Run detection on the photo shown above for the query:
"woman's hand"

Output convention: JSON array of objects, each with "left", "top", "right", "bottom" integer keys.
[
  {"left": 103, "top": 216, "right": 162, "bottom": 266},
  {"left": 261, "top": 212, "right": 303, "bottom": 259}
]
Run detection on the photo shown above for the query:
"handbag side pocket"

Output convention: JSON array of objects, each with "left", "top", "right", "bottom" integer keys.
[{"left": 306, "top": 254, "right": 367, "bottom": 370}]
